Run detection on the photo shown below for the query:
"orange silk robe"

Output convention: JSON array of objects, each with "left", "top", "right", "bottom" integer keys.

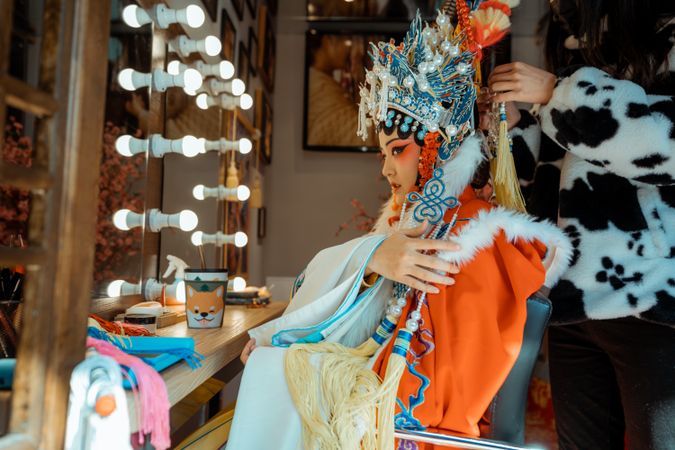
[{"left": 372, "top": 187, "right": 547, "bottom": 448}]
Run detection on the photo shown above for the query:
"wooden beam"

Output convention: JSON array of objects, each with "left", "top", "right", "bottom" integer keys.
[
  {"left": 36, "top": 0, "right": 111, "bottom": 447},
  {"left": 0, "top": 75, "right": 59, "bottom": 117},
  {"left": 0, "top": 247, "right": 46, "bottom": 267},
  {"left": 141, "top": 16, "right": 167, "bottom": 283},
  {"left": 0, "top": 164, "right": 52, "bottom": 190}
]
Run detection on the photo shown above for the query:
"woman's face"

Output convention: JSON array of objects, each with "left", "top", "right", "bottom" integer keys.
[{"left": 378, "top": 129, "right": 421, "bottom": 206}]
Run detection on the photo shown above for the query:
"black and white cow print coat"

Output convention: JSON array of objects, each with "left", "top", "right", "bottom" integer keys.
[{"left": 510, "top": 27, "right": 675, "bottom": 327}]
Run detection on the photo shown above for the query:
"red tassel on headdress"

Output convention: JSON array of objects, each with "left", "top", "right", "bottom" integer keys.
[{"left": 419, "top": 132, "right": 441, "bottom": 188}]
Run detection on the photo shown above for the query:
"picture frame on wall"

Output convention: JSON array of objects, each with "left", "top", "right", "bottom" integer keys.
[
  {"left": 268, "top": 0, "right": 278, "bottom": 16},
  {"left": 257, "top": 5, "right": 276, "bottom": 92},
  {"left": 220, "top": 8, "right": 236, "bottom": 62},
  {"left": 246, "top": 0, "right": 257, "bottom": 16},
  {"left": 255, "top": 89, "right": 273, "bottom": 164},
  {"left": 237, "top": 41, "right": 250, "bottom": 89},
  {"left": 232, "top": 0, "right": 245, "bottom": 21},
  {"left": 303, "top": 29, "right": 402, "bottom": 152},
  {"left": 202, "top": 0, "right": 218, "bottom": 21},
  {"left": 248, "top": 26, "right": 258, "bottom": 76}
]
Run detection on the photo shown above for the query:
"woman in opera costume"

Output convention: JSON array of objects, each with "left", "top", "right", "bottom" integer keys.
[{"left": 226, "top": 2, "right": 573, "bottom": 449}]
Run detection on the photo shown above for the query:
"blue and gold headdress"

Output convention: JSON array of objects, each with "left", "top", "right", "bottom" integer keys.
[
  {"left": 358, "top": 10, "right": 476, "bottom": 161},
  {"left": 359, "top": 0, "right": 526, "bottom": 215}
]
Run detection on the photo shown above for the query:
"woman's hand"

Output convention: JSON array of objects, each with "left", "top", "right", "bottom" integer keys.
[
  {"left": 366, "top": 221, "right": 461, "bottom": 294},
  {"left": 487, "top": 62, "right": 556, "bottom": 105},
  {"left": 476, "top": 90, "right": 521, "bottom": 131},
  {"left": 240, "top": 338, "right": 257, "bottom": 365}
]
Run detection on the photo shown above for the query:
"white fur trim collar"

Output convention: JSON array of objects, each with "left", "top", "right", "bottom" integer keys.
[{"left": 437, "top": 207, "right": 573, "bottom": 287}]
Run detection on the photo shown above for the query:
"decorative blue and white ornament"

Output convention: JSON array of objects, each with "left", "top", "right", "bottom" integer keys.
[{"left": 406, "top": 168, "right": 460, "bottom": 224}]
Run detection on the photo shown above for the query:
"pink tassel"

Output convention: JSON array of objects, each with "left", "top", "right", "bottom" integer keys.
[{"left": 87, "top": 337, "right": 171, "bottom": 450}]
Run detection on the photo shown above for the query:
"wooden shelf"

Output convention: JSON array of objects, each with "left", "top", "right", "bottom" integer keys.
[{"left": 126, "top": 301, "right": 286, "bottom": 432}]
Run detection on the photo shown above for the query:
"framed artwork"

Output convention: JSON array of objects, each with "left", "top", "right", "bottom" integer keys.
[
  {"left": 257, "top": 5, "right": 276, "bottom": 92},
  {"left": 237, "top": 41, "right": 250, "bottom": 89},
  {"left": 255, "top": 89, "right": 273, "bottom": 164},
  {"left": 202, "top": 0, "right": 218, "bottom": 21},
  {"left": 268, "top": 0, "right": 278, "bottom": 16},
  {"left": 246, "top": 0, "right": 257, "bottom": 16},
  {"left": 306, "top": 0, "right": 437, "bottom": 21},
  {"left": 248, "top": 26, "right": 258, "bottom": 76},
  {"left": 220, "top": 8, "right": 236, "bottom": 62},
  {"left": 232, "top": 0, "right": 245, "bottom": 21},
  {"left": 303, "top": 30, "right": 402, "bottom": 152}
]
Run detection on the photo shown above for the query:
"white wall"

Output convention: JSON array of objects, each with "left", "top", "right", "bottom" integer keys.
[{"left": 261, "top": 1, "right": 390, "bottom": 282}]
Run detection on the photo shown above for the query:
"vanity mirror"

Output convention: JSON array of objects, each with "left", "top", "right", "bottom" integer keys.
[{"left": 91, "top": 0, "right": 152, "bottom": 298}]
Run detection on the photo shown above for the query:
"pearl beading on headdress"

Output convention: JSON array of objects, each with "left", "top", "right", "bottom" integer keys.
[{"left": 357, "top": 10, "right": 478, "bottom": 161}]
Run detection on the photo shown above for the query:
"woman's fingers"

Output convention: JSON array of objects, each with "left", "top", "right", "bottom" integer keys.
[
  {"left": 489, "top": 80, "right": 522, "bottom": 94},
  {"left": 413, "top": 253, "right": 460, "bottom": 274},
  {"left": 400, "top": 275, "right": 439, "bottom": 294},
  {"left": 492, "top": 91, "right": 522, "bottom": 103},
  {"left": 410, "top": 266, "right": 455, "bottom": 286},
  {"left": 413, "top": 238, "right": 461, "bottom": 252},
  {"left": 241, "top": 338, "right": 257, "bottom": 364}
]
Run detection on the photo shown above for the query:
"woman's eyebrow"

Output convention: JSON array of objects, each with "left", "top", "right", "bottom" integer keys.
[{"left": 385, "top": 137, "right": 401, "bottom": 146}]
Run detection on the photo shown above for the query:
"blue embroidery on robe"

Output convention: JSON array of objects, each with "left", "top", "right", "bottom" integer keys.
[{"left": 394, "top": 295, "right": 436, "bottom": 430}]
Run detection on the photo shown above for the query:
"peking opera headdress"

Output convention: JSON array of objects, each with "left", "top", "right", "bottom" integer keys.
[{"left": 358, "top": 0, "right": 526, "bottom": 217}]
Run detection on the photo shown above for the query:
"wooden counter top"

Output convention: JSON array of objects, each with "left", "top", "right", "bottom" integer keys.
[{"left": 127, "top": 301, "right": 287, "bottom": 431}]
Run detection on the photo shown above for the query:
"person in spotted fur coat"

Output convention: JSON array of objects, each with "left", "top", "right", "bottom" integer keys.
[{"left": 480, "top": 0, "right": 675, "bottom": 448}]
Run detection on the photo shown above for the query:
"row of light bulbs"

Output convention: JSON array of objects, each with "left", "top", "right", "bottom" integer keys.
[
  {"left": 115, "top": 134, "right": 252, "bottom": 158},
  {"left": 107, "top": 276, "right": 247, "bottom": 300},
  {"left": 111, "top": 2, "right": 252, "bottom": 298}
]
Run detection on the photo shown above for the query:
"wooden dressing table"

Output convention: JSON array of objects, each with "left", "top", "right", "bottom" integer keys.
[{"left": 126, "top": 302, "right": 287, "bottom": 433}]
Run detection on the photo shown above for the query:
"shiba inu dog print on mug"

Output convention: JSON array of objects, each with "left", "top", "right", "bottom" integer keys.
[{"left": 185, "top": 281, "right": 226, "bottom": 328}]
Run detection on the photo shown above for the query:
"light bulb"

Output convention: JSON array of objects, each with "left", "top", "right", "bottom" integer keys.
[
  {"left": 192, "top": 184, "right": 205, "bottom": 200},
  {"left": 179, "top": 210, "right": 199, "bottom": 231},
  {"left": 196, "top": 93, "right": 210, "bottom": 110},
  {"left": 204, "top": 78, "right": 245, "bottom": 96},
  {"left": 115, "top": 135, "right": 133, "bottom": 157},
  {"left": 167, "top": 60, "right": 181, "bottom": 75},
  {"left": 191, "top": 231, "right": 203, "bottom": 246},
  {"left": 231, "top": 78, "right": 246, "bottom": 96},
  {"left": 236, "top": 185, "right": 251, "bottom": 201},
  {"left": 112, "top": 209, "right": 144, "bottom": 230},
  {"left": 107, "top": 279, "right": 141, "bottom": 297},
  {"left": 122, "top": 5, "right": 151, "bottom": 28},
  {"left": 184, "top": 4, "right": 206, "bottom": 28},
  {"left": 115, "top": 135, "right": 147, "bottom": 156},
  {"left": 182, "top": 68, "right": 203, "bottom": 92},
  {"left": 181, "top": 135, "right": 204, "bottom": 157},
  {"left": 113, "top": 209, "right": 131, "bottom": 230},
  {"left": 234, "top": 232, "right": 248, "bottom": 248},
  {"left": 107, "top": 279, "right": 125, "bottom": 297},
  {"left": 239, "top": 138, "right": 252, "bottom": 154},
  {"left": 231, "top": 277, "right": 246, "bottom": 292},
  {"left": 219, "top": 60, "right": 235, "bottom": 79},
  {"left": 148, "top": 209, "right": 198, "bottom": 232},
  {"left": 239, "top": 93, "right": 253, "bottom": 110},
  {"left": 118, "top": 68, "right": 153, "bottom": 91},
  {"left": 204, "top": 36, "right": 222, "bottom": 56}
]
